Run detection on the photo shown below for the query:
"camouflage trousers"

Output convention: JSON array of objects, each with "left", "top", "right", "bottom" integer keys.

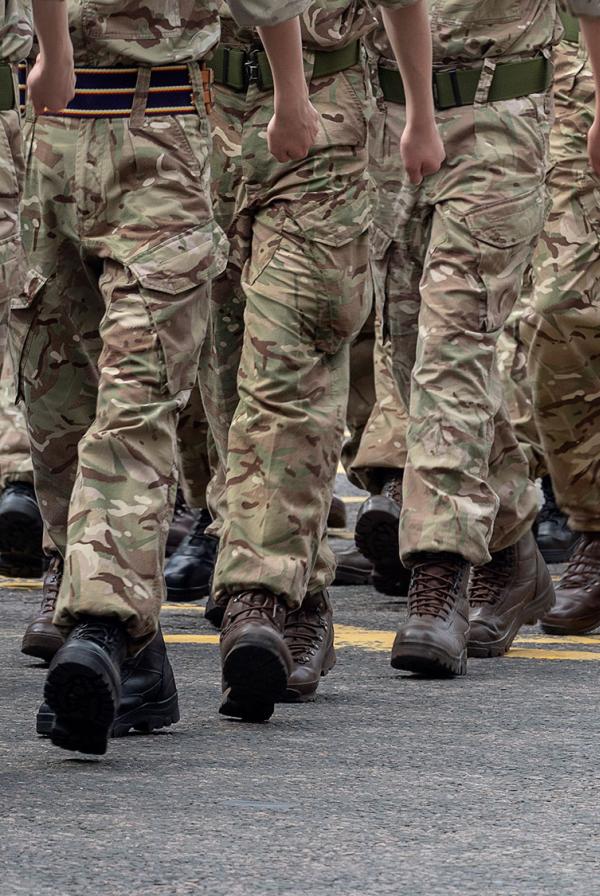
[
  {"left": 10, "top": 105, "right": 225, "bottom": 648},
  {"left": 523, "top": 41, "right": 600, "bottom": 532},
  {"left": 202, "top": 63, "right": 371, "bottom": 608},
  {"left": 0, "top": 109, "right": 32, "bottom": 488},
  {"left": 369, "top": 87, "right": 548, "bottom": 566}
]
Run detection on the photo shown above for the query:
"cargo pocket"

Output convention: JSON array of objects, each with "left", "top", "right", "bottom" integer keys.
[
  {"left": 465, "top": 187, "right": 547, "bottom": 332},
  {"left": 286, "top": 190, "right": 371, "bottom": 354},
  {"left": 8, "top": 268, "right": 51, "bottom": 402},
  {"left": 0, "top": 238, "right": 26, "bottom": 312},
  {"left": 127, "top": 222, "right": 229, "bottom": 396}
]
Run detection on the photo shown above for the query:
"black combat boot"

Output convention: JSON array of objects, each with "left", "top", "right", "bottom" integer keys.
[
  {"left": 37, "top": 626, "right": 180, "bottom": 738},
  {"left": 332, "top": 545, "right": 373, "bottom": 586},
  {"left": 165, "top": 509, "right": 218, "bottom": 601},
  {"left": 166, "top": 488, "right": 197, "bottom": 557},
  {"left": 44, "top": 616, "right": 127, "bottom": 754},
  {"left": 391, "top": 553, "right": 470, "bottom": 677},
  {"left": 355, "top": 470, "right": 411, "bottom": 596},
  {"left": 535, "top": 475, "right": 578, "bottom": 564},
  {"left": 0, "top": 481, "right": 44, "bottom": 577}
]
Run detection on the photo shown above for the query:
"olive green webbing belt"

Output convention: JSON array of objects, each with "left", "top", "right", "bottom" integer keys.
[
  {"left": 379, "top": 56, "right": 554, "bottom": 109},
  {"left": 209, "top": 39, "right": 361, "bottom": 91},
  {"left": 559, "top": 7, "right": 580, "bottom": 43},
  {"left": 0, "top": 63, "right": 15, "bottom": 111}
]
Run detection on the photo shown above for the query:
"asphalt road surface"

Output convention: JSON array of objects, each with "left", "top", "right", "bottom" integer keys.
[{"left": 2, "top": 482, "right": 598, "bottom": 895}]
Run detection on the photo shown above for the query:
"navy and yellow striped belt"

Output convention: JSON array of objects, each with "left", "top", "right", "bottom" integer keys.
[{"left": 18, "top": 63, "right": 213, "bottom": 117}]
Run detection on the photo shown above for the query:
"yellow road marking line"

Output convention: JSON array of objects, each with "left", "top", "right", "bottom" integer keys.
[
  {"left": 163, "top": 603, "right": 205, "bottom": 614},
  {"left": 164, "top": 624, "right": 600, "bottom": 660},
  {"left": 0, "top": 579, "right": 42, "bottom": 589},
  {"left": 514, "top": 634, "right": 600, "bottom": 646},
  {"left": 165, "top": 634, "right": 219, "bottom": 645},
  {"left": 508, "top": 649, "right": 600, "bottom": 662}
]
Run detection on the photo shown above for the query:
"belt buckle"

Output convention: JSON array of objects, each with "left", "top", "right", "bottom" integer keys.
[{"left": 244, "top": 49, "right": 263, "bottom": 90}]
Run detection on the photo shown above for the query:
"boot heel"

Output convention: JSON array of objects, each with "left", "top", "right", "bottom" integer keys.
[
  {"left": 321, "top": 642, "right": 336, "bottom": 677},
  {"left": 525, "top": 567, "right": 556, "bottom": 625}
]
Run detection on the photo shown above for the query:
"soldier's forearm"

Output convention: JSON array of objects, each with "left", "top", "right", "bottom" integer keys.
[
  {"left": 32, "top": 0, "right": 71, "bottom": 60},
  {"left": 228, "top": 0, "right": 310, "bottom": 28},
  {"left": 257, "top": 19, "right": 308, "bottom": 112},
  {"left": 379, "top": 1, "right": 436, "bottom": 130}
]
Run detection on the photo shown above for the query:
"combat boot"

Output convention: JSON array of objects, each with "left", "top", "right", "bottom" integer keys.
[
  {"left": 467, "top": 531, "right": 555, "bottom": 657},
  {"left": 354, "top": 470, "right": 411, "bottom": 597},
  {"left": 37, "top": 626, "right": 180, "bottom": 737},
  {"left": 219, "top": 590, "right": 293, "bottom": 722},
  {"left": 165, "top": 509, "right": 218, "bottom": 601},
  {"left": 166, "top": 488, "right": 197, "bottom": 557},
  {"left": 283, "top": 590, "right": 336, "bottom": 702},
  {"left": 390, "top": 553, "right": 470, "bottom": 677},
  {"left": 21, "top": 553, "right": 65, "bottom": 662},
  {"left": 44, "top": 616, "right": 127, "bottom": 754},
  {"left": 541, "top": 533, "right": 600, "bottom": 634},
  {"left": 535, "top": 475, "right": 578, "bottom": 564},
  {"left": 332, "top": 545, "right": 372, "bottom": 586},
  {"left": 0, "top": 481, "right": 44, "bottom": 577}
]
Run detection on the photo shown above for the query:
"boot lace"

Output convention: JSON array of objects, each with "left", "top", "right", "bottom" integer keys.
[
  {"left": 468, "top": 547, "right": 513, "bottom": 606},
  {"left": 558, "top": 538, "right": 600, "bottom": 589},
  {"left": 409, "top": 561, "right": 463, "bottom": 620},
  {"left": 284, "top": 606, "right": 325, "bottom": 663},
  {"left": 72, "top": 618, "right": 124, "bottom": 651},
  {"left": 226, "top": 591, "right": 283, "bottom": 627},
  {"left": 40, "top": 556, "right": 62, "bottom": 613}
]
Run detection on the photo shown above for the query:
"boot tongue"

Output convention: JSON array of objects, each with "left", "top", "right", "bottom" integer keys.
[{"left": 410, "top": 554, "right": 466, "bottom": 618}]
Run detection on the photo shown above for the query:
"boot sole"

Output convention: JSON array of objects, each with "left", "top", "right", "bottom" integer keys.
[
  {"left": 220, "top": 640, "right": 290, "bottom": 722},
  {"left": 282, "top": 643, "right": 337, "bottom": 703},
  {"left": 166, "top": 583, "right": 211, "bottom": 601},
  {"left": 391, "top": 641, "right": 467, "bottom": 677},
  {"left": 332, "top": 568, "right": 372, "bottom": 587},
  {"left": 37, "top": 692, "right": 181, "bottom": 738},
  {"left": 44, "top": 647, "right": 119, "bottom": 755},
  {"left": 468, "top": 576, "right": 556, "bottom": 658},
  {"left": 537, "top": 546, "right": 577, "bottom": 565},
  {"left": 540, "top": 616, "right": 600, "bottom": 636},
  {"left": 21, "top": 631, "right": 64, "bottom": 664},
  {"left": 355, "top": 499, "right": 401, "bottom": 576}
]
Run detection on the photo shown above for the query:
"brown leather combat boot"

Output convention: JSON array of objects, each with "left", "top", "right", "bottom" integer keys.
[
  {"left": 541, "top": 533, "right": 600, "bottom": 635},
  {"left": 390, "top": 553, "right": 470, "bottom": 677},
  {"left": 283, "top": 590, "right": 336, "bottom": 702},
  {"left": 21, "top": 553, "right": 65, "bottom": 662},
  {"left": 468, "top": 531, "right": 555, "bottom": 657},
  {"left": 219, "top": 590, "right": 293, "bottom": 722}
]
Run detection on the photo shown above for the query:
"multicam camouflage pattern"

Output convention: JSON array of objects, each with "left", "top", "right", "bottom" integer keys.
[
  {"left": 0, "top": 0, "right": 32, "bottom": 63},
  {"left": 365, "top": 0, "right": 561, "bottom": 67},
  {"left": 523, "top": 39, "right": 600, "bottom": 532},
  {"left": 202, "top": 58, "right": 372, "bottom": 608},
  {"left": 0, "top": 109, "right": 32, "bottom": 487},
  {"left": 11, "top": 109, "right": 226, "bottom": 647},
  {"left": 366, "top": 75, "right": 548, "bottom": 566},
  {"left": 347, "top": 306, "right": 408, "bottom": 493},
  {"left": 496, "top": 279, "right": 546, "bottom": 482}
]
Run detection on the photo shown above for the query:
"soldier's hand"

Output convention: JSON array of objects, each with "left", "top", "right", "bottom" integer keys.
[
  {"left": 588, "top": 118, "right": 600, "bottom": 176},
  {"left": 400, "top": 120, "right": 446, "bottom": 185},
  {"left": 27, "top": 51, "right": 76, "bottom": 115},
  {"left": 267, "top": 97, "right": 320, "bottom": 163}
]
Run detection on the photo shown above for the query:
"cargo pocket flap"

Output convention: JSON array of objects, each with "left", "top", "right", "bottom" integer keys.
[
  {"left": 286, "top": 191, "right": 371, "bottom": 247},
  {"left": 466, "top": 188, "right": 547, "bottom": 249},
  {"left": 10, "top": 267, "right": 51, "bottom": 311},
  {"left": 129, "top": 223, "right": 228, "bottom": 294}
]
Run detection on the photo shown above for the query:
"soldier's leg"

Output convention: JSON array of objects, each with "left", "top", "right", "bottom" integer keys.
[
  {"left": 342, "top": 309, "right": 376, "bottom": 483},
  {"left": 0, "top": 108, "right": 41, "bottom": 572},
  {"left": 523, "top": 45, "right": 600, "bottom": 634}
]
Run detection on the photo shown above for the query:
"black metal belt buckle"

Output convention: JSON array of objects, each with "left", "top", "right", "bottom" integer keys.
[{"left": 244, "top": 49, "right": 263, "bottom": 90}]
